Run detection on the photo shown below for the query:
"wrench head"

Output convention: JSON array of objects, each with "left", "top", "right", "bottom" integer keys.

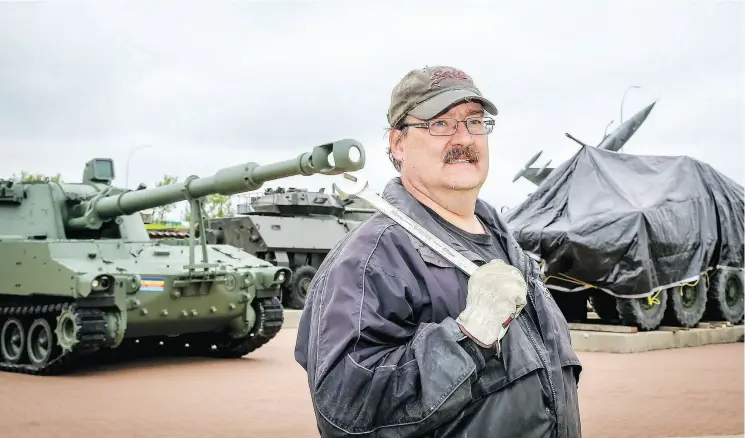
[{"left": 332, "top": 172, "right": 369, "bottom": 200}]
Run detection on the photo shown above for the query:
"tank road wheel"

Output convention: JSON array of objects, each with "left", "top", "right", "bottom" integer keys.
[
  {"left": 1, "top": 318, "right": 26, "bottom": 364},
  {"left": 705, "top": 269, "right": 745, "bottom": 324},
  {"left": 589, "top": 292, "right": 620, "bottom": 322},
  {"left": 0, "top": 303, "right": 108, "bottom": 375},
  {"left": 617, "top": 289, "right": 668, "bottom": 331},
  {"left": 26, "top": 318, "right": 59, "bottom": 367},
  {"left": 287, "top": 265, "right": 317, "bottom": 310},
  {"left": 663, "top": 280, "right": 708, "bottom": 328}
]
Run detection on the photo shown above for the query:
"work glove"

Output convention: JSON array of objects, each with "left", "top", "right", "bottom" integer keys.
[{"left": 455, "top": 259, "right": 528, "bottom": 356}]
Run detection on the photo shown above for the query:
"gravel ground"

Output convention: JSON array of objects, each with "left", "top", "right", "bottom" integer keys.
[{"left": 0, "top": 329, "right": 741, "bottom": 438}]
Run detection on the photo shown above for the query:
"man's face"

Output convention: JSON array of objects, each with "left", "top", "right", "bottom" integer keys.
[{"left": 390, "top": 101, "right": 490, "bottom": 193}]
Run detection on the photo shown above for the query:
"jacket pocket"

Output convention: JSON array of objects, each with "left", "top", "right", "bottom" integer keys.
[{"left": 472, "top": 314, "right": 548, "bottom": 399}]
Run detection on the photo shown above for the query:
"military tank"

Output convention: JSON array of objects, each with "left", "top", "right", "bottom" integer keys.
[
  {"left": 0, "top": 139, "right": 366, "bottom": 375},
  {"left": 205, "top": 187, "right": 376, "bottom": 309}
]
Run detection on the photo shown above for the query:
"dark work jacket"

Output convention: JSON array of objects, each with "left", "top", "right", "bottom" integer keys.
[{"left": 294, "top": 177, "right": 583, "bottom": 438}]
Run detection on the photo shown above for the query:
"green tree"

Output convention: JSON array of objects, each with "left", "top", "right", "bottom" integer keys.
[
  {"left": 180, "top": 204, "right": 192, "bottom": 222},
  {"left": 13, "top": 171, "right": 63, "bottom": 182},
  {"left": 203, "top": 194, "right": 235, "bottom": 219},
  {"left": 181, "top": 194, "right": 235, "bottom": 222},
  {"left": 152, "top": 174, "right": 178, "bottom": 223}
]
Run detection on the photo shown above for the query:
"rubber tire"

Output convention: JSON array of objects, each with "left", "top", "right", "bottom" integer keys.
[
  {"left": 704, "top": 269, "right": 745, "bottom": 324},
  {"left": 286, "top": 265, "right": 317, "bottom": 310},
  {"left": 662, "top": 281, "right": 707, "bottom": 328},
  {"left": 1, "top": 318, "right": 26, "bottom": 364},
  {"left": 617, "top": 289, "right": 668, "bottom": 331},
  {"left": 26, "top": 318, "right": 58, "bottom": 366},
  {"left": 588, "top": 292, "right": 620, "bottom": 321}
]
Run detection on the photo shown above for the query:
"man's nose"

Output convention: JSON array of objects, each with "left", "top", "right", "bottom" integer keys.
[{"left": 451, "top": 120, "right": 474, "bottom": 144}]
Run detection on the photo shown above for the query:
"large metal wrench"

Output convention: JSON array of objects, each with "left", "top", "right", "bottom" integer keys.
[
  {"left": 332, "top": 173, "right": 525, "bottom": 344},
  {"left": 334, "top": 173, "right": 478, "bottom": 276}
]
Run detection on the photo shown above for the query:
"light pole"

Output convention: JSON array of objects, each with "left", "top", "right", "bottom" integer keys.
[
  {"left": 125, "top": 144, "right": 153, "bottom": 188},
  {"left": 603, "top": 119, "right": 614, "bottom": 139},
  {"left": 620, "top": 85, "right": 640, "bottom": 123}
]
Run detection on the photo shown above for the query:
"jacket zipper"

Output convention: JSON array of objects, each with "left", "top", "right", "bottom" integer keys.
[
  {"left": 517, "top": 253, "right": 558, "bottom": 429},
  {"left": 518, "top": 309, "right": 558, "bottom": 425}
]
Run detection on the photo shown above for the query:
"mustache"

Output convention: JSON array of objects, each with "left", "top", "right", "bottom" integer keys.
[{"left": 443, "top": 145, "right": 480, "bottom": 163}]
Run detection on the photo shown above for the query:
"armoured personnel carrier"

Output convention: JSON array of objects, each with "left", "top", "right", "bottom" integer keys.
[
  {"left": 505, "top": 145, "right": 744, "bottom": 331},
  {"left": 0, "top": 139, "right": 366, "bottom": 375},
  {"left": 206, "top": 187, "right": 376, "bottom": 309}
]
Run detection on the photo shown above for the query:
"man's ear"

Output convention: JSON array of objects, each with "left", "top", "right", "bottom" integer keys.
[{"left": 389, "top": 129, "right": 405, "bottom": 164}]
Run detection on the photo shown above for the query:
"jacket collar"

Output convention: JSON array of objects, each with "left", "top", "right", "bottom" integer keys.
[{"left": 379, "top": 177, "right": 523, "bottom": 269}]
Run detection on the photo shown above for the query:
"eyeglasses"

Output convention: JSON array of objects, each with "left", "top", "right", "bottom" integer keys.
[{"left": 400, "top": 116, "right": 495, "bottom": 136}]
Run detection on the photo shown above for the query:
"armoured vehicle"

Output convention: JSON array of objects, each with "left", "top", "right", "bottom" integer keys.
[
  {"left": 0, "top": 139, "right": 366, "bottom": 375},
  {"left": 505, "top": 145, "right": 744, "bottom": 331},
  {"left": 205, "top": 187, "right": 376, "bottom": 309}
]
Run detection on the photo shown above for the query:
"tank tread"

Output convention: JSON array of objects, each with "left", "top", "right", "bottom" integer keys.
[
  {"left": 253, "top": 296, "right": 284, "bottom": 340},
  {"left": 217, "top": 297, "right": 285, "bottom": 357},
  {"left": 0, "top": 302, "right": 108, "bottom": 376}
]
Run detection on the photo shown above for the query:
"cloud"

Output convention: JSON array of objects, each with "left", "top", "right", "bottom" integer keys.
[{"left": 0, "top": 0, "right": 741, "bottom": 215}]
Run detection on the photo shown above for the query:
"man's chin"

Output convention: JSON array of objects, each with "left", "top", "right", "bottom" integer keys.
[
  {"left": 441, "top": 164, "right": 485, "bottom": 189},
  {"left": 443, "top": 177, "right": 485, "bottom": 191}
]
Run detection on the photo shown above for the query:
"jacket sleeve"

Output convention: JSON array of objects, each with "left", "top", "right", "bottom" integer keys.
[{"left": 303, "top": 226, "right": 493, "bottom": 438}]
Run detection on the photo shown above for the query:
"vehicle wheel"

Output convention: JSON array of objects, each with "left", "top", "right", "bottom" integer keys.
[
  {"left": 26, "top": 318, "right": 59, "bottom": 366},
  {"left": 1, "top": 318, "right": 26, "bottom": 364},
  {"left": 662, "top": 280, "right": 707, "bottom": 328},
  {"left": 286, "top": 265, "right": 317, "bottom": 310},
  {"left": 705, "top": 269, "right": 745, "bottom": 324},
  {"left": 617, "top": 289, "right": 668, "bottom": 331},
  {"left": 588, "top": 292, "right": 620, "bottom": 321}
]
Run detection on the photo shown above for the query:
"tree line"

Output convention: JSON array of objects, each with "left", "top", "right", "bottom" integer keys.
[{"left": 153, "top": 174, "right": 235, "bottom": 223}]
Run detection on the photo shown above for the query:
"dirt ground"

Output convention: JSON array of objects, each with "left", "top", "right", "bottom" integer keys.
[{"left": 0, "top": 329, "right": 742, "bottom": 438}]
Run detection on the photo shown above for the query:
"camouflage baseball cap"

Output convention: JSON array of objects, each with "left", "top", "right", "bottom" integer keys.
[{"left": 387, "top": 65, "right": 498, "bottom": 128}]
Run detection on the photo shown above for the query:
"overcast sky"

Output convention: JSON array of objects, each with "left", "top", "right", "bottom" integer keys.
[{"left": 0, "top": 0, "right": 742, "bottom": 217}]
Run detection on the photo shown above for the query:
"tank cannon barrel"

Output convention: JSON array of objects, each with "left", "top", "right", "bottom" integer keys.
[{"left": 67, "top": 139, "right": 366, "bottom": 230}]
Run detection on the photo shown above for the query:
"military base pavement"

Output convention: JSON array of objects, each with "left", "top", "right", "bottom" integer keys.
[
  {"left": 279, "top": 309, "right": 744, "bottom": 438},
  {"left": 668, "top": 436, "right": 743, "bottom": 438},
  {"left": 1, "top": 317, "right": 741, "bottom": 438}
]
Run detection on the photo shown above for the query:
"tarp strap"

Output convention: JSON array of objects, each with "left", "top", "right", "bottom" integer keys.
[{"left": 531, "top": 253, "right": 743, "bottom": 300}]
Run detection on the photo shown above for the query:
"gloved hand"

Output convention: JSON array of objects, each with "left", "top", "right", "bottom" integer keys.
[{"left": 455, "top": 259, "right": 528, "bottom": 353}]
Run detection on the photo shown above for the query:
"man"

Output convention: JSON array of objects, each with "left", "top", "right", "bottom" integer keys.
[{"left": 294, "top": 65, "right": 583, "bottom": 437}]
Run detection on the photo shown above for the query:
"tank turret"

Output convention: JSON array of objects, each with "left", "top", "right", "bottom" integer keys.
[
  {"left": 239, "top": 187, "right": 348, "bottom": 217},
  {"left": 0, "top": 139, "right": 366, "bottom": 375}
]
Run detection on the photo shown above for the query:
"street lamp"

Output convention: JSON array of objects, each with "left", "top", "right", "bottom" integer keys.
[
  {"left": 620, "top": 85, "right": 641, "bottom": 123},
  {"left": 125, "top": 144, "right": 153, "bottom": 188}
]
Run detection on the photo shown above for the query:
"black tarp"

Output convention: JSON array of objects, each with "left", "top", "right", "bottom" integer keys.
[{"left": 503, "top": 145, "right": 744, "bottom": 298}]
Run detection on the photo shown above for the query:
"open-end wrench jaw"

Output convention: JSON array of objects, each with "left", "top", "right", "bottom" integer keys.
[{"left": 332, "top": 172, "right": 369, "bottom": 200}]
